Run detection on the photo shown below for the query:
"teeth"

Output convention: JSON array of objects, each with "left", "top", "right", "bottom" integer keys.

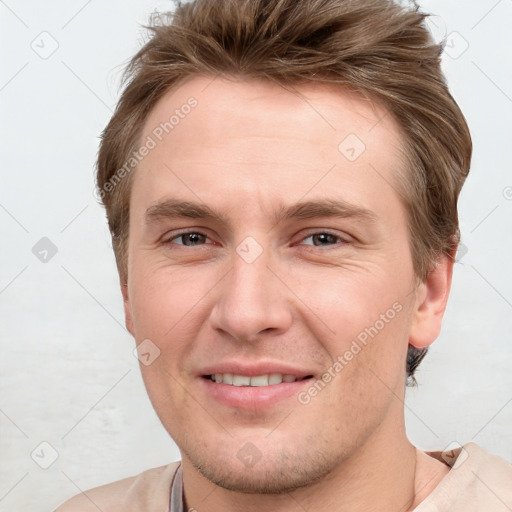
[
  {"left": 209, "top": 374, "right": 299, "bottom": 386},
  {"left": 233, "top": 375, "right": 251, "bottom": 386},
  {"left": 250, "top": 375, "right": 269, "bottom": 387},
  {"left": 269, "top": 373, "right": 283, "bottom": 385}
]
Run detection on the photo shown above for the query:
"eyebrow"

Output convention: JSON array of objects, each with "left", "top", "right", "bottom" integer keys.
[{"left": 144, "top": 198, "right": 378, "bottom": 226}]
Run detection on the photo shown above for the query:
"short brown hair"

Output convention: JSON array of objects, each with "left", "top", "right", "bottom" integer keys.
[{"left": 96, "top": 0, "right": 472, "bottom": 384}]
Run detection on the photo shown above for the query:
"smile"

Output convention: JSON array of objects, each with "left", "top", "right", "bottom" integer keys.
[{"left": 204, "top": 373, "right": 313, "bottom": 386}]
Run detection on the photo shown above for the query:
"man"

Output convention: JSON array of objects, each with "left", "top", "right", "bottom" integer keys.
[{"left": 57, "top": 0, "right": 512, "bottom": 510}]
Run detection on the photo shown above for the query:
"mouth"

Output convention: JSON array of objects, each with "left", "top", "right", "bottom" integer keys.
[
  {"left": 200, "top": 371, "right": 315, "bottom": 409},
  {"left": 203, "top": 373, "right": 314, "bottom": 387}
]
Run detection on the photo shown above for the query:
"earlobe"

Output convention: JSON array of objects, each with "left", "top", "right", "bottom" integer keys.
[
  {"left": 121, "top": 280, "right": 135, "bottom": 336},
  {"left": 408, "top": 251, "right": 455, "bottom": 349}
]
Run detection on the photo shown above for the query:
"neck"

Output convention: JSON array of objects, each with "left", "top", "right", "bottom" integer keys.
[{"left": 180, "top": 418, "right": 449, "bottom": 512}]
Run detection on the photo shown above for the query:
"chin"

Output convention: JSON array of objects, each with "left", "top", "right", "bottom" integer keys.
[{"left": 183, "top": 441, "right": 340, "bottom": 494}]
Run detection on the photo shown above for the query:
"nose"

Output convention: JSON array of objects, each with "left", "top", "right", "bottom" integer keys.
[{"left": 209, "top": 245, "right": 293, "bottom": 343}]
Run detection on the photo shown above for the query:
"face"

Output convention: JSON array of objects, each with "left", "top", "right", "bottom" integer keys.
[{"left": 123, "top": 76, "right": 440, "bottom": 493}]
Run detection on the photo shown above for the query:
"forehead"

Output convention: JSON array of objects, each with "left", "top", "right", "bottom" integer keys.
[
  {"left": 133, "top": 76, "right": 407, "bottom": 226},
  {"left": 141, "top": 75, "right": 403, "bottom": 154}
]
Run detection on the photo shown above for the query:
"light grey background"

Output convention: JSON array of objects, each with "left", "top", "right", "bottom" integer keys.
[{"left": 1, "top": 1, "right": 511, "bottom": 510}]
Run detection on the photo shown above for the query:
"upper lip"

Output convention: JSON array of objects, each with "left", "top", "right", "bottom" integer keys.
[{"left": 199, "top": 360, "right": 314, "bottom": 379}]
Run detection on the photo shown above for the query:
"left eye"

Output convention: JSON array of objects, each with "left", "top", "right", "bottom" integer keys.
[
  {"left": 166, "top": 232, "right": 211, "bottom": 246},
  {"left": 300, "top": 233, "right": 346, "bottom": 247}
]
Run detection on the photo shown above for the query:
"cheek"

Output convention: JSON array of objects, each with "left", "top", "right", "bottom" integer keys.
[
  {"left": 128, "top": 260, "right": 213, "bottom": 338},
  {"left": 127, "top": 262, "right": 218, "bottom": 392},
  {"left": 299, "top": 312, "right": 409, "bottom": 439},
  {"left": 293, "top": 264, "right": 404, "bottom": 340},
  {"left": 300, "top": 268, "right": 411, "bottom": 400}
]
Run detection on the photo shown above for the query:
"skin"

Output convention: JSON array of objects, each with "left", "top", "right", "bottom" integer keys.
[{"left": 122, "top": 76, "right": 453, "bottom": 511}]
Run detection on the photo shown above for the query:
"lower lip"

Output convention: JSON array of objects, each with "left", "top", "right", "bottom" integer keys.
[{"left": 201, "top": 377, "right": 312, "bottom": 410}]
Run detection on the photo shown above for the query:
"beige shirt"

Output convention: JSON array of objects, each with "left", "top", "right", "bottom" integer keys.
[{"left": 55, "top": 442, "right": 512, "bottom": 511}]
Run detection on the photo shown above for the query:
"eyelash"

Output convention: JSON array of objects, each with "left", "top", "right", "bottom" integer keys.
[{"left": 162, "top": 230, "right": 350, "bottom": 249}]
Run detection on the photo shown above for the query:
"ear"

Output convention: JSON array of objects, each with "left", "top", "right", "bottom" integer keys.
[
  {"left": 121, "top": 279, "right": 135, "bottom": 336},
  {"left": 409, "top": 249, "right": 455, "bottom": 349}
]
